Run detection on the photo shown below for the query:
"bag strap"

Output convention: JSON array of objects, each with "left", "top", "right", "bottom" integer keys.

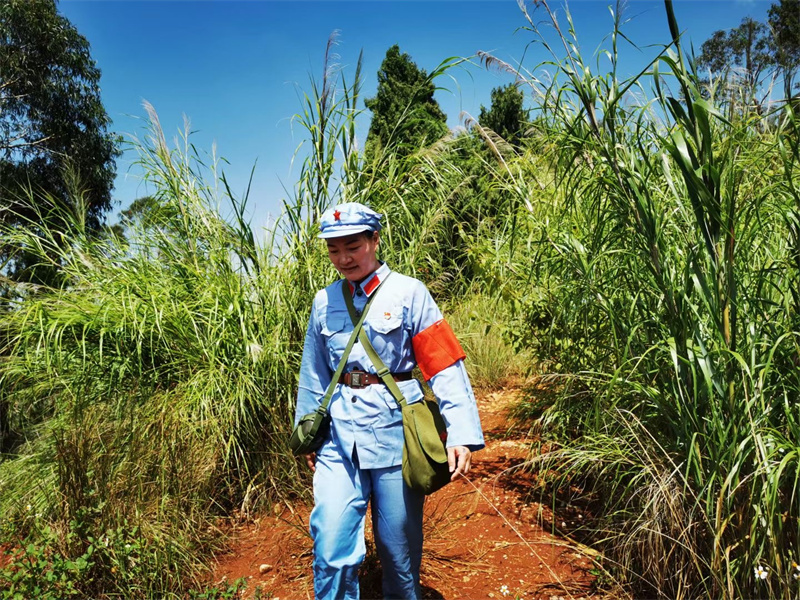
[
  {"left": 342, "top": 279, "right": 407, "bottom": 410},
  {"left": 315, "top": 279, "right": 385, "bottom": 417}
]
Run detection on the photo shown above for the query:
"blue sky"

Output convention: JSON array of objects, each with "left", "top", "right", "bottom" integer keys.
[{"left": 59, "top": 0, "right": 771, "bottom": 231}]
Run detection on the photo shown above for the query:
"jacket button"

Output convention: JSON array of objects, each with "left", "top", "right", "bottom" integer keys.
[{"left": 356, "top": 289, "right": 363, "bottom": 297}]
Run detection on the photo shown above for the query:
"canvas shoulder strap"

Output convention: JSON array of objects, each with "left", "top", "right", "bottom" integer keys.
[
  {"left": 316, "top": 279, "right": 384, "bottom": 415},
  {"left": 342, "top": 277, "right": 406, "bottom": 409}
]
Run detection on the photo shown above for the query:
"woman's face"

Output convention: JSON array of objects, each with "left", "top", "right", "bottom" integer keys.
[{"left": 326, "top": 231, "right": 380, "bottom": 282}]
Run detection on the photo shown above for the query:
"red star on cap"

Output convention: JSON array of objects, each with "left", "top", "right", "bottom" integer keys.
[{"left": 333, "top": 210, "right": 341, "bottom": 221}]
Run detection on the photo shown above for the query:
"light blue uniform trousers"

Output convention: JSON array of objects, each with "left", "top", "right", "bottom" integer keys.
[{"left": 310, "top": 447, "right": 424, "bottom": 600}]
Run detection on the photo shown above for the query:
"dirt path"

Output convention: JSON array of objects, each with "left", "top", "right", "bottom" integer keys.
[{"left": 212, "top": 387, "right": 597, "bottom": 600}]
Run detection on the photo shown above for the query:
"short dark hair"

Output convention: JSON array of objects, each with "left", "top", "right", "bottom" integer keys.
[{"left": 324, "top": 230, "right": 379, "bottom": 246}]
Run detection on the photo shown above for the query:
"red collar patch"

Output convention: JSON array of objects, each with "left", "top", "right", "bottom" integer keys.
[{"left": 363, "top": 274, "right": 381, "bottom": 295}]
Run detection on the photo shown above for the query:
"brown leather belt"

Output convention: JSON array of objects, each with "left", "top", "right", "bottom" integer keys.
[{"left": 338, "top": 370, "right": 413, "bottom": 388}]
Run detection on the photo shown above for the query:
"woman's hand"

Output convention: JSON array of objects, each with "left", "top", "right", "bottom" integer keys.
[
  {"left": 447, "top": 445, "right": 472, "bottom": 480},
  {"left": 304, "top": 452, "right": 316, "bottom": 472}
]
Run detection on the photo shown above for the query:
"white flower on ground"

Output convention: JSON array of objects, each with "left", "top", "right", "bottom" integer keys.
[
  {"left": 754, "top": 565, "right": 769, "bottom": 580},
  {"left": 500, "top": 584, "right": 510, "bottom": 597}
]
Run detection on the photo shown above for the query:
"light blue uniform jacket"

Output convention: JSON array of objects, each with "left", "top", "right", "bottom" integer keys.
[{"left": 295, "top": 262, "right": 485, "bottom": 469}]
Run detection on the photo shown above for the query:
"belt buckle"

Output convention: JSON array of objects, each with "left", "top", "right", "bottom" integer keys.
[{"left": 349, "top": 370, "right": 368, "bottom": 388}]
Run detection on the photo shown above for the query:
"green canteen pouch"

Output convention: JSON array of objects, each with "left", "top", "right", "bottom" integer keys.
[
  {"left": 289, "top": 408, "right": 331, "bottom": 456},
  {"left": 401, "top": 400, "right": 451, "bottom": 495}
]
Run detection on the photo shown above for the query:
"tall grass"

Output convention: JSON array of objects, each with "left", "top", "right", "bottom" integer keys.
[
  {"left": 0, "top": 103, "right": 317, "bottom": 595},
  {"left": 446, "top": 291, "right": 533, "bottom": 389},
  {"left": 501, "top": 1, "right": 800, "bottom": 597}
]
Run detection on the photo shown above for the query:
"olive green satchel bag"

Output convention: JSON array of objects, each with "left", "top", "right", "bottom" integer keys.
[
  {"left": 342, "top": 284, "right": 451, "bottom": 495},
  {"left": 289, "top": 280, "right": 384, "bottom": 456}
]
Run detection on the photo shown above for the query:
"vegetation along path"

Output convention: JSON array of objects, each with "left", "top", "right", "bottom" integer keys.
[{"left": 212, "top": 386, "right": 598, "bottom": 600}]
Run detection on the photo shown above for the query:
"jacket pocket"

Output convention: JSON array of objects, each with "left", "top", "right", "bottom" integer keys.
[
  {"left": 369, "top": 311, "right": 403, "bottom": 334},
  {"left": 365, "top": 307, "right": 406, "bottom": 359},
  {"left": 321, "top": 314, "right": 350, "bottom": 364}
]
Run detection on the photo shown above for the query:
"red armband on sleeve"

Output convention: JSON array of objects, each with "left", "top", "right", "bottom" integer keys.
[{"left": 412, "top": 319, "right": 466, "bottom": 381}]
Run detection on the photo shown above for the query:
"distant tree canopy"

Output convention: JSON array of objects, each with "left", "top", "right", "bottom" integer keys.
[
  {"left": 697, "top": 1, "right": 800, "bottom": 102},
  {"left": 769, "top": 0, "right": 800, "bottom": 98},
  {"left": 364, "top": 45, "right": 448, "bottom": 158},
  {"left": 0, "top": 0, "right": 119, "bottom": 239},
  {"left": 119, "top": 195, "right": 162, "bottom": 229},
  {"left": 697, "top": 17, "right": 773, "bottom": 96},
  {"left": 478, "top": 84, "right": 530, "bottom": 147}
]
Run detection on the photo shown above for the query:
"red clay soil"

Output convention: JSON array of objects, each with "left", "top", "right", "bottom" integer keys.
[
  {"left": 0, "top": 544, "right": 11, "bottom": 570},
  {"left": 211, "top": 387, "right": 599, "bottom": 600}
]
